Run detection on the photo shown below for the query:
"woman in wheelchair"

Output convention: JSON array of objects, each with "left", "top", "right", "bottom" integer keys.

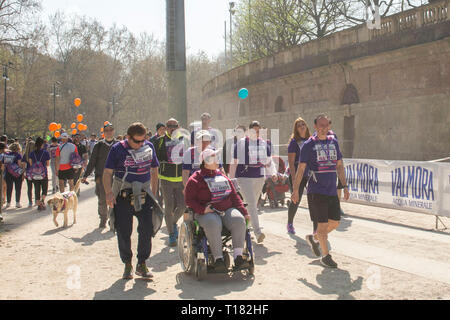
[{"left": 184, "top": 148, "right": 251, "bottom": 273}]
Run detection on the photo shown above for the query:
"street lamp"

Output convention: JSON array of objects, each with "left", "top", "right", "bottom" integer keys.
[
  {"left": 50, "top": 81, "right": 61, "bottom": 123},
  {"left": 108, "top": 95, "right": 119, "bottom": 122},
  {"left": 2, "top": 62, "right": 13, "bottom": 135},
  {"left": 229, "top": 2, "right": 236, "bottom": 69}
]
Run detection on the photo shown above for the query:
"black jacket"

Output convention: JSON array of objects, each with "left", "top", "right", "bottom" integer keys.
[{"left": 83, "top": 139, "right": 116, "bottom": 178}]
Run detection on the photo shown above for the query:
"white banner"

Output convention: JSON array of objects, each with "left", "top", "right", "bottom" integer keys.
[{"left": 343, "top": 159, "right": 450, "bottom": 218}]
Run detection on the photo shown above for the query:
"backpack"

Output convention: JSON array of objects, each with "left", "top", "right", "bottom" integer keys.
[
  {"left": 28, "top": 151, "right": 46, "bottom": 180},
  {"left": 70, "top": 151, "right": 83, "bottom": 169},
  {"left": 7, "top": 163, "right": 24, "bottom": 178}
]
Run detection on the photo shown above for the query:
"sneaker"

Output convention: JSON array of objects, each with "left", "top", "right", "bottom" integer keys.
[
  {"left": 122, "top": 263, "right": 133, "bottom": 279},
  {"left": 234, "top": 255, "right": 250, "bottom": 270},
  {"left": 16, "top": 203, "right": 21, "bottom": 208},
  {"left": 173, "top": 223, "right": 178, "bottom": 239},
  {"left": 169, "top": 233, "right": 177, "bottom": 247},
  {"left": 320, "top": 254, "right": 338, "bottom": 268},
  {"left": 28, "top": 202, "right": 33, "bottom": 208},
  {"left": 306, "top": 235, "right": 321, "bottom": 257},
  {"left": 256, "top": 232, "right": 265, "bottom": 244},
  {"left": 210, "top": 258, "right": 227, "bottom": 273},
  {"left": 4, "top": 203, "right": 10, "bottom": 209},
  {"left": 135, "top": 263, "right": 153, "bottom": 279},
  {"left": 287, "top": 223, "right": 296, "bottom": 235}
]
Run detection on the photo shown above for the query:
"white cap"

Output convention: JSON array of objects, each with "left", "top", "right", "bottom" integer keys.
[
  {"left": 195, "top": 130, "right": 212, "bottom": 141},
  {"left": 61, "top": 133, "right": 69, "bottom": 139},
  {"left": 199, "top": 148, "right": 220, "bottom": 164}
]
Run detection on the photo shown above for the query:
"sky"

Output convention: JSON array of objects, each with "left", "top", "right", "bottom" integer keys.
[{"left": 41, "top": 0, "right": 232, "bottom": 58}]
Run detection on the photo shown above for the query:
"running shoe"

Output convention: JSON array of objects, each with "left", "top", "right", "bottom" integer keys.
[
  {"left": 169, "top": 233, "right": 177, "bottom": 247},
  {"left": 122, "top": 263, "right": 133, "bottom": 280},
  {"left": 28, "top": 202, "right": 33, "bottom": 208},
  {"left": 233, "top": 255, "right": 250, "bottom": 270},
  {"left": 210, "top": 258, "right": 227, "bottom": 273},
  {"left": 306, "top": 234, "right": 321, "bottom": 257},
  {"left": 4, "top": 203, "right": 10, "bottom": 209},
  {"left": 16, "top": 202, "right": 22, "bottom": 208},
  {"left": 135, "top": 263, "right": 153, "bottom": 279},
  {"left": 320, "top": 254, "right": 338, "bottom": 268},
  {"left": 287, "top": 223, "right": 296, "bottom": 235}
]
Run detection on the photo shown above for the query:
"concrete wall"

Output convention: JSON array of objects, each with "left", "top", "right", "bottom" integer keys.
[{"left": 193, "top": 0, "right": 450, "bottom": 161}]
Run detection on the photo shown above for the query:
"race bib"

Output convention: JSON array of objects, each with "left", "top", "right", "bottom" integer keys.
[
  {"left": 248, "top": 145, "right": 267, "bottom": 168},
  {"left": 3, "top": 154, "right": 15, "bottom": 164},
  {"left": 124, "top": 145, "right": 153, "bottom": 173},
  {"left": 204, "top": 175, "right": 232, "bottom": 203}
]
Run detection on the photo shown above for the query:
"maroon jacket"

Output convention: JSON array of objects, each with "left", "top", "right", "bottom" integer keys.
[{"left": 185, "top": 168, "right": 249, "bottom": 217}]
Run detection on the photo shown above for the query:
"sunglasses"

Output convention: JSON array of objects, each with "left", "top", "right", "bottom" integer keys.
[{"left": 130, "top": 136, "right": 146, "bottom": 144}]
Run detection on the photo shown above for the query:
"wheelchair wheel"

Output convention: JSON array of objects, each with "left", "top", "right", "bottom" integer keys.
[
  {"left": 178, "top": 222, "right": 195, "bottom": 274},
  {"left": 195, "top": 258, "right": 207, "bottom": 281}
]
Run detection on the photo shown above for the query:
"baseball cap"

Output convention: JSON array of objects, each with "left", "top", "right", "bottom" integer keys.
[
  {"left": 104, "top": 122, "right": 114, "bottom": 129},
  {"left": 199, "top": 148, "right": 220, "bottom": 164},
  {"left": 61, "top": 133, "right": 69, "bottom": 139},
  {"left": 195, "top": 130, "right": 212, "bottom": 141},
  {"left": 156, "top": 122, "right": 165, "bottom": 131},
  {"left": 201, "top": 113, "right": 212, "bottom": 120},
  {"left": 249, "top": 120, "right": 261, "bottom": 129}
]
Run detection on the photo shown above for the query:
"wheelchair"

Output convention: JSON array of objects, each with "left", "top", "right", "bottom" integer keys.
[{"left": 177, "top": 208, "right": 255, "bottom": 281}]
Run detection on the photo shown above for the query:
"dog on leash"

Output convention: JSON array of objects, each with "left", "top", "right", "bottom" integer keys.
[{"left": 47, "top": 179, "right": 82, "bottom": 228}]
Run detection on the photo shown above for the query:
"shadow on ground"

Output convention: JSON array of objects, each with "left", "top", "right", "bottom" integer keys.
[
  {"left": 298, "top": 263, "right": 363, "bottom": 300},
  {"left": 93, "top": 278, "right": 156, "bottom": 300},
  {"left": 174, "top": 270, "right": 255, "bottom": 299}
]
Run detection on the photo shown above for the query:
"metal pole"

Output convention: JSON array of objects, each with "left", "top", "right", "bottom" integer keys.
[
  {"left": 230, "top": 10, "right": 233, "bottom": 69},
  {"left": 224, "top": 21, "right": 227, "bottom": 65},
  {"left": 249, "top": 0, "right": 252, "bottom": 62},
  {"left": 3, "top": 76, "right": 6, "bottom": 135},
  {"left": 53, "top": 83, "right": 56, "bottom": 122}
]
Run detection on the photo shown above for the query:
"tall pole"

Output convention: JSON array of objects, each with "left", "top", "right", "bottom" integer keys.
[
  {"left": 249, "top": 0, "right": 252, "bottom": 62},
  {"left": 3, "top": 76, "right": 6, "bottom": 135},
  {"left": 230, "top": 9, "right": 233, "bottom": 69},
  {"left": 53, "top": 83, "right": 56, "bottom": 122},
  {"left": 224, "top": 21, "right": 227, "bottom": 66},
  {"left": 166, "top": 0, "right": 187, "bottom": 127}
]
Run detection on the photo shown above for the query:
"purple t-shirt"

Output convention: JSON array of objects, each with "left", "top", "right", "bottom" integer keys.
[
  {"left": 2, "top": 152, "right": 22, "bottom": 165},
  {"left": 105, "top": 140, "right": 159, "bottom": 183},
  {"left": 29, "top": 150, "right": 51, "bottom": 177},
  {"left": 234, "top": 137, "right": 271, "bottom": 178},
  {"left": 288, "top": 137, "right": 308, "bottom": 172},
  {"left": 300, "top": 136, "right": 342, "bottom": 196}
]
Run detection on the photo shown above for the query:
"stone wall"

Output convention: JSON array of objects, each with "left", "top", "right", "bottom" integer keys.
[{"left": 193, "top": 0, "right": 450, "bottom": 161}]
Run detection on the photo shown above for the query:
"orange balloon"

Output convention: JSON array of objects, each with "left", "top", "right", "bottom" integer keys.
[
  {"left": 100, "top": 128, "right": 104, "bottom": 133},
  {"left": 72, "top": 129, "right": 77, "bottom": 135},
  {"left": 71, "top": 123, "right": 76, "bottom": 129},
  {"left": 54, "top": 131, "right": 61, "bottom": 138},
  {"left": 77, "top": 114, "right": 83, "bottom": 122},
  {"left": 57, "top": 123, "right": 62, "bottom": 130},
  {"left": 49, "top": 122, "right": 57, "bottom": 132},
  {"left": 77, "top": 123, "right": 84, "bottom": 131},
  {"left": 83, "top": 124, "right": 88, "bottom": 131},
  {"left": 74, "top": 98, "right": 81, "bottom": 107}
]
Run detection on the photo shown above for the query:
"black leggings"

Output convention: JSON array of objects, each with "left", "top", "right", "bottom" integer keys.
[
  {"left": 33, "top": 179, "right": 48, "bottom": 202},
  {"left": 288, "top": 175, "right": 308, "bottom": 225},
  {"left": 5, "top": 172, "right": 23, "bottom": 204},
  {"left": 27, "top": 179, "right": 33, "bottom": 204}
]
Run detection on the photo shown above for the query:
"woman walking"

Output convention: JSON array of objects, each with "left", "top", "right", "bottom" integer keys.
[
  {"left": 3, "top": 142, "right": 25, "bottom": 208},
  {"left": 286, "top": 117, "right": 311, "bottom": 234},
  {"left": 23, "top": 138, "right": 35, "bottom": 207},
  {"left": 28, "top": 137, "right": 50, "bottom": 211}
]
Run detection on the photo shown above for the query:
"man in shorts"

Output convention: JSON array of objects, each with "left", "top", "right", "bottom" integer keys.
[
  {"left": 55, "top": 133, "right": 78, "bottom": 192},
  {"left": 291, "top": 114, "right": 349, "bottom": 268}
]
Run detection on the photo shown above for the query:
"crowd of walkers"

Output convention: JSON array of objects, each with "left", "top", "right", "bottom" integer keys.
[{"left": 0, "top": 111, "right": 350, "bottom": 277}]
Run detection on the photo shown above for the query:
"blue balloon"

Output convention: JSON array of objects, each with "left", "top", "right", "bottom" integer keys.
[{"left": 238, "top": 88, "right": 249, "bottom": 99}]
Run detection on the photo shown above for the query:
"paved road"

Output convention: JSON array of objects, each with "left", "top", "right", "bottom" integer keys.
[{"left": 0, "top": 179, "right": 449, "bottom": 300}]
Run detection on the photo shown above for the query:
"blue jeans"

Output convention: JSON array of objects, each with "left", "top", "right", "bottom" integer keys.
[{"left": 114, "top": 194, "right": 154, "bottom": 264}]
